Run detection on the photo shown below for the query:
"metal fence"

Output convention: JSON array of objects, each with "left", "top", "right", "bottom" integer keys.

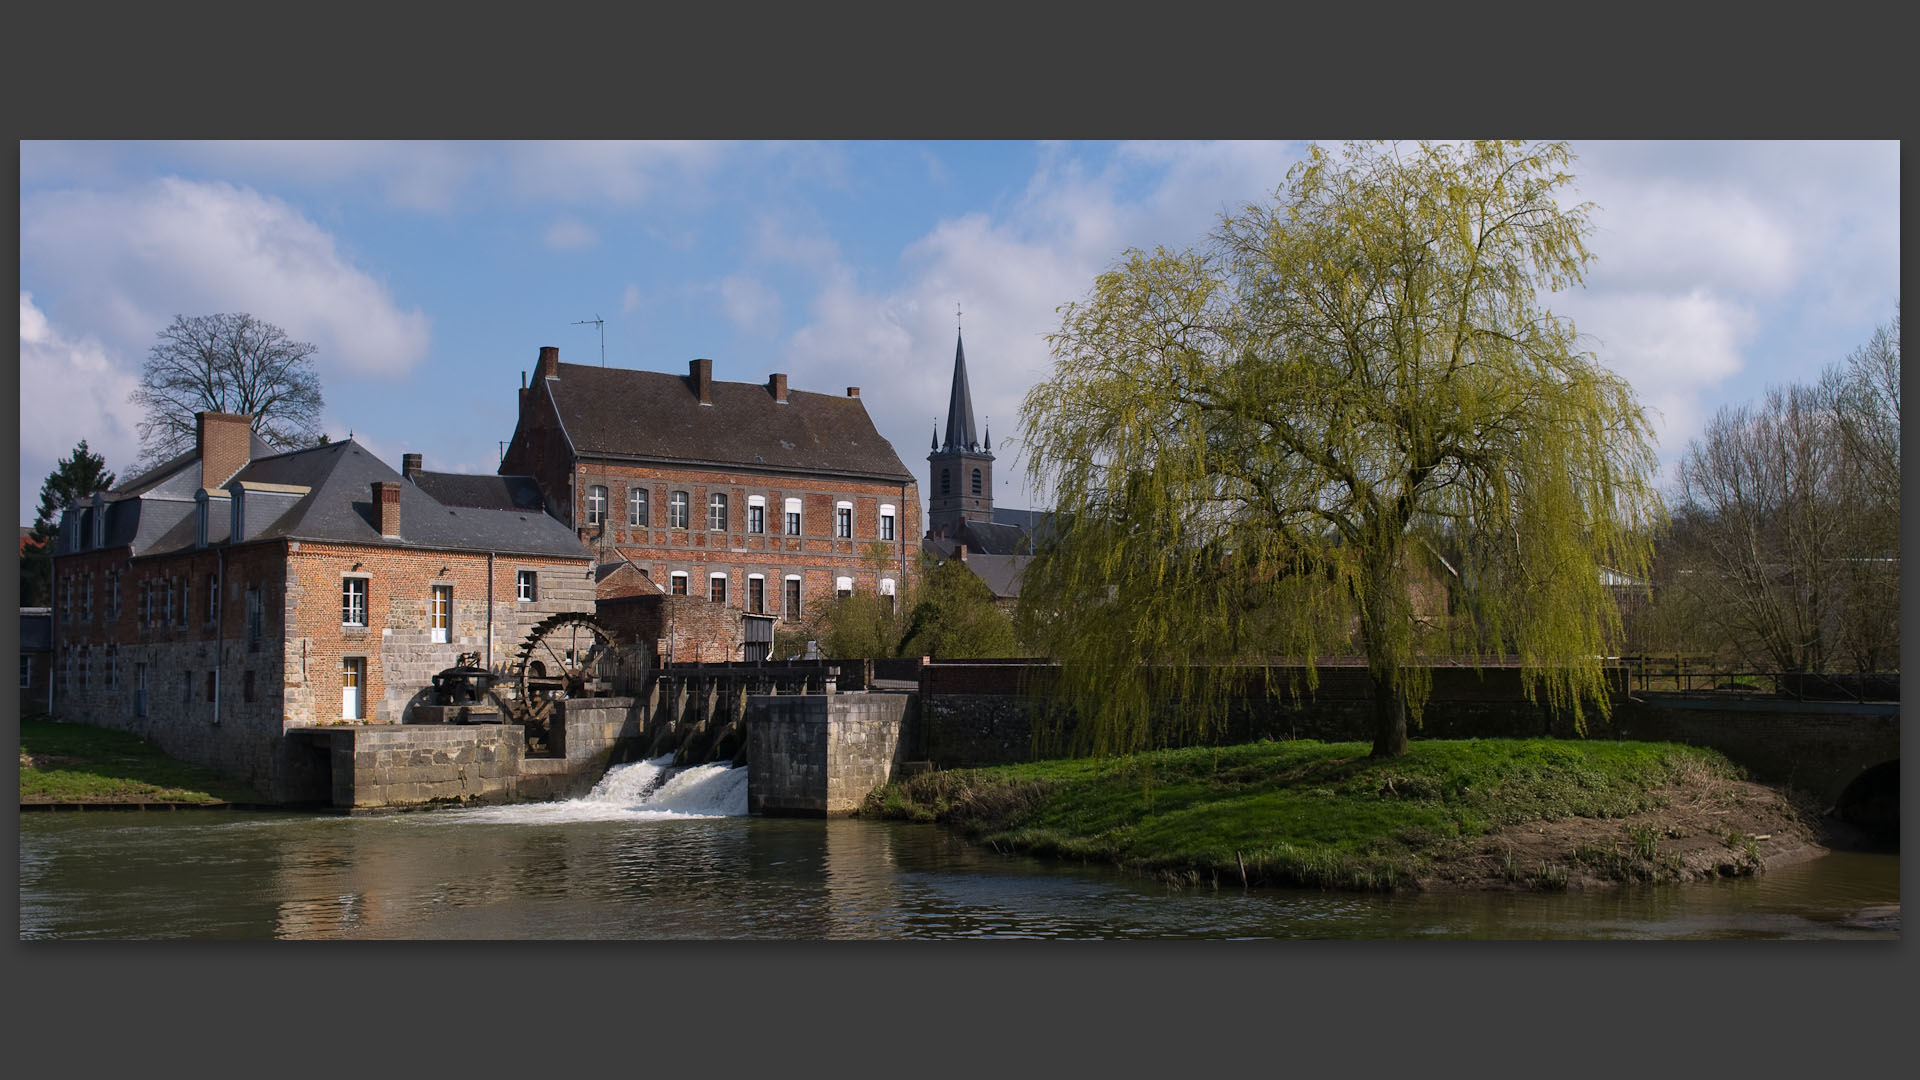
[{"left": 1620, "top": 656, "right": 1898, "bottom": 702}]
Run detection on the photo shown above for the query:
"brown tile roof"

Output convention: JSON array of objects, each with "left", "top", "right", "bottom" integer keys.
[{"left": 541, "top": 362, "right": 915, "bottom": 483}]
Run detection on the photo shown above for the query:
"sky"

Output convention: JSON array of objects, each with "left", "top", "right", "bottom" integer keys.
[{"left": 16, "top": 139, "right": 1900, "bottom": 530}]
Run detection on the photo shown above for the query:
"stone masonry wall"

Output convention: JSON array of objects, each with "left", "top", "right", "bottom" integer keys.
[{"left": 745, "top": 693, "right": 910, "bottom": 816}]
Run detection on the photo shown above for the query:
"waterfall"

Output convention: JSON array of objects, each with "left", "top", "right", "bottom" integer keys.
[{"left": 453, "top": 755, "right": 749, "bottom": 823}]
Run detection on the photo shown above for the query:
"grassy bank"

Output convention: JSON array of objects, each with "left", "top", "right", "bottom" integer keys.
[
  {"left": 19, "top": 718, "right": 260, "bottom": 804},
  {"left": 864, "top": 739, "right": 1808, "bottom": 891}
]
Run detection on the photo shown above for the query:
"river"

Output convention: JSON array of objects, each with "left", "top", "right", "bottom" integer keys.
[{"left": 17, "top": 757, "right": 1899, "bottom": 940}]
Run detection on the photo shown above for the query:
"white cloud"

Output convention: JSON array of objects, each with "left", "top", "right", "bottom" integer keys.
[
  {"left": 716, "top": 275, "right": 782, "bottom": 338},
  {"left": 20, "top": 177, "right": 432, "bottom": 379},
  {"left": 503, "top": 141, "right": 733, "bottom": 205},
  {"left": 19, "top": 292, "right": 146, "bottom": 521},
  {"left": 621, "top": 283, "right": 645, "bottom": 315},
  {"left": 167, "top": 141, "right": 480, "bottom": 213},
  {"left": 543, "top": 217, "right": 598, "bottom": 251}
]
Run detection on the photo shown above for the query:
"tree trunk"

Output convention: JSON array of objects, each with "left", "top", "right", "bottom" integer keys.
[{"left": 1369, "top": 668, "right": 1408, "bottom": 758}]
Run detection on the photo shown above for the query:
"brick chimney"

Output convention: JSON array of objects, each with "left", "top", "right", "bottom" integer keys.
[
  {"left": 402, "top": 453, "right": 422, "bottom": 481},
  {"left": 197, "top": 411, "right": 253, "bottom": 490},
  {"left": 846, "top": 386, "right": 860, "bottom": 398},
  {"left": 769, "top": 373, "right": 788, "bottom": 404},
  {"left": 690, "top": 358, "right": 713, "bottom": 404},
  {"left": 537, "top": 346, "right": 560, "bottom": 380},
  {"left": 373, "top": 481, "right": 402, "bottom": 537}
]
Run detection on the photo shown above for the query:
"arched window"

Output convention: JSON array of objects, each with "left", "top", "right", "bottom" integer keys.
[{"left": 971, "top": 469, "right": 982, "bottom": 496}]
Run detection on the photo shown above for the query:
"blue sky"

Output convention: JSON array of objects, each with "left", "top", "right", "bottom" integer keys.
[{"left": 18, "top": 140, "right": 1900, "bottom": 529}]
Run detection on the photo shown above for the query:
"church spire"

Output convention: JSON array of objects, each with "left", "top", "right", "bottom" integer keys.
[{"left": 941, "top": 329, "right": 984, "bottom": 455}]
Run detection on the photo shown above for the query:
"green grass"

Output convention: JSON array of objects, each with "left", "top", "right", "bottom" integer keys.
[
  {"left": 19, "top": 719, "right": 260, "bottom": 804},
  {"left": 865, "top": 738, "right": 1745, "bottom": 891}
]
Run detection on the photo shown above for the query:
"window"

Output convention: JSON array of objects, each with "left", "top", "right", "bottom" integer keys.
[
  {"left": 586, "top": 485, "right": 608, "bottom": 526},
  {"left": 628, "top": 487, "right": 649, "bottom": 528},
  {"left": 245, "top": 587, "right": 263, "bottom": 650},
  {"left": 748, "top": 575, "right": 766, "bottom": 614},
  {"left": 342, "top": 658, "right": 364, "bottom": 721},
  {"left": 972, "top": 468, "right": 983, "bottom": 496},
  {"left": 59, "top": 575, "right": 71, "bottom": 622},
  {"left": 134, "top": 664, "right": 147, "bottom": 717},
  {"left": 670, "top": 572, "right": 689, "bottom": 596},
  {"left": 431, "top": 585, "right": 452, "bottom": 644},
  {"left": 517, "top": 571, "right": 537, "bottom": 602},
  {"left": 835, "top": 503, "right": 853, "bottom": 539},
  {"left": 342, "top": 577, "right": 369, "bottom": 627},
  {"left": 205, "top": 572, "right": 219, "bottom": 626},
  {"left": 709, "top": 492, "right": 730, "bottom": 532},
  {"left": 783, "top": 576, "right": 802, "bottom": 622},
  {"left": 710, "top": 573, "right": 728, "bottom": 605},
  {"left": 669, "top": 491, "right": 690, "bottom": 529},
  {"left": 748, "top": 496, "right": 766, "bottom": 534},
  {"left": 940, "top": 469, "right": 951, "bottom": 496},
  {"left": 107, "top": 569, "right": 120, "bottom": 622},
  {"left": 162, "top": 577, "right": 174, "bottom": 628},
  {"left": 880, "top": 577, "right": 897, "bottom": 614},
  {"left": 80, "top": 649, "right": 90, "bottom": 691},
  {"left": 205, "top": 671, "right": 216, "bottom": 703},
  {"left": 879, "top": 505, "right": 895, "bottom": 541},
  {"left": 81, "top": 575, "right": 92, "bottom": 622},
  {"left": 176, "top": 577, "right": 189, "bottom": 628},
  {"left": 106, "top": 646, "right": 117, "bottom": 691},
  {"left": 836, "top": 576, "right": 853, "bottom": 600},
  {"left": 784, "top": 497, "right": 802, "bottom": 537},
  {"left": 140, "top": 580, "right": 153, "bottom": 628}
]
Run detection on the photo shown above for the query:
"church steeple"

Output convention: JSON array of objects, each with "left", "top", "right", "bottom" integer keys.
[
  {"left": 928, "top": 323, "right": 995, "bottom": 537},
  {"left": 940, "top": 330, "right": 987, "bottom": 455}
]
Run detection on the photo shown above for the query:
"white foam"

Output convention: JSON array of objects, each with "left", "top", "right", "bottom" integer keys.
[{"left": 450, "top": 755, "right": 749, "bottom": 824}]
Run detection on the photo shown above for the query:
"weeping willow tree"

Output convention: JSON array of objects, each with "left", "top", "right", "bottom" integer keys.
[{"left": 1017, "top": 140, "right": 1662, "bottom": 759}]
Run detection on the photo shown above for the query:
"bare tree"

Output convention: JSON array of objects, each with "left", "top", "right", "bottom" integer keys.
[
  {"left": 1666, "top": 312, "right": 1900, "bottom": 674},
  {"left": 129, "top": 313, "right": 325, "bottom": 464}
]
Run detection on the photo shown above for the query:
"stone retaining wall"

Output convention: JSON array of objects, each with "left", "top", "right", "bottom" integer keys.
[{"left": 746, "top": 693, "right": 910, "bottom": 816}]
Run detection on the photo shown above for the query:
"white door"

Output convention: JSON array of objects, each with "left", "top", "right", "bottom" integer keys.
[{"left": 342, "top": 658, "right": 363, "bottom": 720}]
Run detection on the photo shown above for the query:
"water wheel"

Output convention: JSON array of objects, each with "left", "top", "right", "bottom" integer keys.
[{"left": 504, "top": 612, "right": 614, "bottom": 750}]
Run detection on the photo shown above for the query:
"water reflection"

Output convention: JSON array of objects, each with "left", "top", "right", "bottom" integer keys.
[{"left": 17, "top": 811, "right": 1899, "bottom": 941}]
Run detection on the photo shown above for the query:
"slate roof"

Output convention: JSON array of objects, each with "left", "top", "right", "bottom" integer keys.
[
  {"left": 539, "top": 362, "right": 915, "bottom": 482},
  {"left": 410, "top": 471, "right": 546, "bottom": 512},
  {"left": 75, "top": 440, "right": 587, "bottom": 561}
]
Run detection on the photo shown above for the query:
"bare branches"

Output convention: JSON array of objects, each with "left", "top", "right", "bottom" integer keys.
[{"left": 129, "top": 313, "right": 325, "bottom": 465}]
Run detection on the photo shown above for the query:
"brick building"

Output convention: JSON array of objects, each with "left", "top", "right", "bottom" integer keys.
[
  {"left": 48, "top": 411, "right": 592, "bottom": 800},
  {"left": 500, "top": 347, "right": 921, "bottom": 662}
]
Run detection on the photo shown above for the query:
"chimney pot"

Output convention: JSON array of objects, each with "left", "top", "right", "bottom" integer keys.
[
  {"left": 373, "top": 481, "right": 402, "bottom": 537},
  {"left": 538, "top": 346, "right": 560, "bottom": 380},
  {"left": 691, "top": 358, "right": 713, "bottom": 404},
  {"left": 402, "top": 453, "right": 422, "bottom": 481},
  {"left": 847, "top": 386, "right": 860, "bottom": 398},
  {"left": 957, "top": 544, "right": 968, "bottom": 562},
  {"left": 769, "top": 373, "right": 788, "bottom": 404}
]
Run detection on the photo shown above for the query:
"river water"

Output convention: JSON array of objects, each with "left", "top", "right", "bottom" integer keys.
[{"left": 17, "top": 757, "right": 1899, "bottom": 940}]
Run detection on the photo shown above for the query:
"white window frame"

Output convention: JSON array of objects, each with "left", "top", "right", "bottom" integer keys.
[
  {"left": 835, "top": 501, "right": 853, "bottom": 539},
  {"left": 783, "top": 497, "right": 803, "bottom": 537},
  {"left": 205, "top": 571, "right": 219, "bottom": 627},
  {"left": 431, "top": 584, "right": 452, "bottom": 644},
  {"left": 107, "top": 569, "right": 120, "bottom": 622},
  {"left": 747, "top": 495, "right": 766, "bottom": 535},
  {"left": 709, "top": 492, "right": 730, "bottom": 532},
  {"left": 628, "top": 486, "right": 649, "bottom": 528},
  {"left": 517, "top": 570, "right": 537, "bottom": 603},
  {"left": 709, "top": 571, "right": 729, "bottom": 605},
  {"left": 342, "top": 576, "right": 370, "bottom": 627},
  {"left": 586, "top": 485, "right": 608, "bottom": 526},
  {"left": 669, "top": 491, "right": 690, "bottom": 529},
  {"left": 669, "top": 571, "right": 690, "bottom": 596},
  {"left": 880, "top": 577, "right": 897, "bottom": 613},
  {"left": 835, "top": 575, "right": 853, "bottom": 599},
  {"left": 879, "top": 504, "right": 896, "bottom": 541}
]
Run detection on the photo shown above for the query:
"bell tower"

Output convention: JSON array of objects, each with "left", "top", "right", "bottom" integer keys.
[{"left": 927, "top": 327, "right": 993, "bottom": 537}]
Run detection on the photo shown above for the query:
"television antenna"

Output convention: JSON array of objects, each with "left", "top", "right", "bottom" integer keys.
[{"left": 572, "top": 315, "right": 605, "bottom": 366}]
